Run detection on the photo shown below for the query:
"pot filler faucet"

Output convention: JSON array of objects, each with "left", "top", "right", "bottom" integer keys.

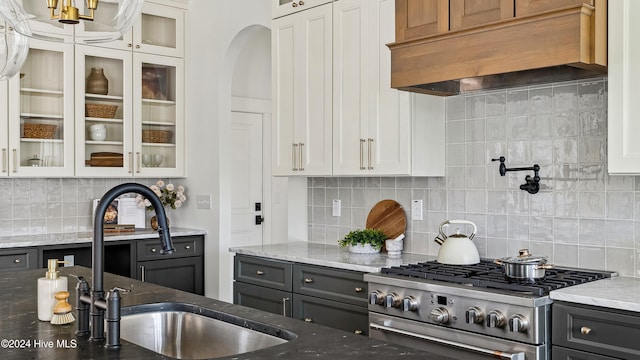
[{"left": 75, "top": 183, "right": 175, "bottom": 349}]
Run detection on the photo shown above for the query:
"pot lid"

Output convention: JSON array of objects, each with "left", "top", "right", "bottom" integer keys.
[
  {"left": 499, "top": 249, "right": 547, "bottom": 264},
  {"left": 448, "top": 229, "right": 468, "bottom": 238}
]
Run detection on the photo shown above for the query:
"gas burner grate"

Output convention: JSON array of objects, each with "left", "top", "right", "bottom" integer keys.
[{"left": 381, "top": 260, "right": 612, "bottom": 296}]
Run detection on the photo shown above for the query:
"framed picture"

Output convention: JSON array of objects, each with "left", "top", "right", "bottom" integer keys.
[
  {"left": 92, "top": 199, "right": 119, "bottom": 225},
  {"left": 141, "top": 65, "right": 168, "bottom": 100}
]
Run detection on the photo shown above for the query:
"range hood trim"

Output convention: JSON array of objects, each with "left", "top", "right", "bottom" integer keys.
[{"left": 389, "top": 3, "right": 607, "bottom": 96}]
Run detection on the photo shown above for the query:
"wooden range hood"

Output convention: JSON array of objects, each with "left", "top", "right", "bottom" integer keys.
[{"left": 389, "top": 3, "right": 607, "bottom": 96}]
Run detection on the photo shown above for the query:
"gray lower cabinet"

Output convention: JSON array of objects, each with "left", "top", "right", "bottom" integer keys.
[
  {"left": 136, "top": 236, "right": 204, "bottom": 295},
  {"left": 0, "top": 248, "right": 38, "bottom": 272},
  {"left": 3, "top": 234, "right": 205, "bottom": 295},
  {"left": 292, "top": 294, "right": 368, "bottom": 335},
  {"left": 234, "top": 281, "right": 292, "bottom": 317},
  {"left": 233, "top": 254, "right": 368, "bottom": 335},
  {"left": 553, "top": 301, "right": 640, "bottom": 360}
]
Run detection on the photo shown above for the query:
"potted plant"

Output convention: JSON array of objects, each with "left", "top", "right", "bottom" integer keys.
[{"left": 339, "top": 229, "right": 387, "bottom": 254}]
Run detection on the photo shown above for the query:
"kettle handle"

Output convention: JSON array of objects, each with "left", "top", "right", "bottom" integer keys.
[{"left": 438, "top": 220, "right": 477, "bottom": 241}]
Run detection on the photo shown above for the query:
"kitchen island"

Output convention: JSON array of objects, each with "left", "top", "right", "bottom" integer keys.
[{"left": 0, "top": 266, "right": 454, "bottom": 360}]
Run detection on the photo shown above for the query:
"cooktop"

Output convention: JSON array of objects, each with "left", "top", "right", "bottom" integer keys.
[{"left": 380, "top": 260, "right": 614, "bottom": 296}]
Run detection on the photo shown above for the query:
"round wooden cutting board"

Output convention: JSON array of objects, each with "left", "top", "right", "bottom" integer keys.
[{"left": 366, "top": 199, "right": 407, "bottom": 240}]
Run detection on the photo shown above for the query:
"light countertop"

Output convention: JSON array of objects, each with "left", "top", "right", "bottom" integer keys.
[
  {"left": 0, "top": 227, "right": 206, "bottom": 249},
  {"left": 229, "top": 241, "right": 434, "bottom": 273},
  {"left": 550, "top": 276, "right": 640, "bottom": 313}
]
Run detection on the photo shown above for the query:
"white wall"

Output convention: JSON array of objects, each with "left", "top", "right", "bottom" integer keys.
[{"left": 177, "top": 0, "right": 272, "bottom": 300}]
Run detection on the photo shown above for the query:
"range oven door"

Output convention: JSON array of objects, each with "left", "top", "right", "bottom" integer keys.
[{"left": 369, "top": 313, "right": 548, "bottom": 360}]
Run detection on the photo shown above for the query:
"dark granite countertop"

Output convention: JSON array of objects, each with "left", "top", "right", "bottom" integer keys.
[{"left": 0, "top": 267, "right": 453, "bottom": 360}]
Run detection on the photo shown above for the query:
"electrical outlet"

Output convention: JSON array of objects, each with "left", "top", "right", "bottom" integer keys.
[
  {"left": 63, "top": 255, "right": 74, "bottom": 267},
  {"left": 196, "top": 194, "right": 211, "bottom": 209},
  {"left": 411, "top": 199, "right": 423, "bottom": 221},
  {"left": 332, "top": 199, "right": 341, "bottom": 217}
]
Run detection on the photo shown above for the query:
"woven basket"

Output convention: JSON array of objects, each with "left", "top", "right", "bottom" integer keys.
[
  {"left": 23, "top": 123, "right": 57, "bottom": 139},
  {"left": 86, "top": 103, "right": 118, "bottom": 118},
  {"left": 142, "top": 130, "right": 172, "bottom": 143}
]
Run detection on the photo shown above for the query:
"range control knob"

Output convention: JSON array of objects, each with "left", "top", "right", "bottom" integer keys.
[
  {"left": 368, "top": 290, "right": 384, "bottom": 305},
  {"left": 385, "top": 293, "right": 402, "bottom": 308},
  {"left": 465, "top": 307, "right": 485, "bottom": 324},
  {"left": 429, "top": 307, "right": 450, "bottom": 324},
  {"left": 402, "top": 296, "right": 419, "bottom": 312},
  {"left": 486, "top": 310, "right": 506, "bottom": 328},
  {"left": 508, "top": 314, "right": 529, "bottom": 333}
]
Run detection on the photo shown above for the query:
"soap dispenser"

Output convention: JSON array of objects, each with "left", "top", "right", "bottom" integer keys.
[{"left": 38, "top": 259, "right": 69, "bottom": 321}]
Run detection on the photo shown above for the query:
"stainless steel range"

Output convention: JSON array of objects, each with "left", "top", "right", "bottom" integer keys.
[{"left": 365, "top": 259, "right": 613, "bottom": 360}]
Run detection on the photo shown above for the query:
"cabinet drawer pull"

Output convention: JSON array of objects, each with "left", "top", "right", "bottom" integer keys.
[
  {"left": 304, "top": 278, "right": 313, "bottom": 284},
  {"left": 151, "top": 248, "right": 157, "bottom": 253},
  {"left": 292, "top": 143, "right": 298, "bottom": 171},
  {"left": 128, "top": 152, "right": 133, "bottom": 174},
  {"left": 136, "top": 152, "right": 141, "bottom": 173},
  {"left": 2, "top": 148, "right": 6, "bottom": 173},
  {"left": 359, "top": 139, "right": 365, "bottom": 170},
  {"left": 298, "top": 143, "right": 304, "bottom": 171},
  {"left": 14, "top": 259, "right": 21, "bottom": 264},
  {"left": 304, "top": 318, "right": 313, "bottom": 323},
  {"left": 140, "top": 265, "right": 146, "bottom": 282},
  {"left": 354, "top": 330, "right": 363, "bottom": 335},
  {"left": 367, "top": 138, "right": 374, "bottom": 170},
  {"left": 282, "top": 297, "right": 290, "bottom": 316},
  {"left": 354, "top": 287, "right": 363, "bottom": 293},
  {"left": 12, "top": 149, "right": 17, "bottom": 173},
  {"left": 256, "top": 270, "right": 265, "bottom": 276},
  {"left": 580, "top": 326, "right": 592, "bottom": 335}
]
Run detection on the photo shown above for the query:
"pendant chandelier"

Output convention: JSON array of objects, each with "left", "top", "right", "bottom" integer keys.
[{"left": 0, "top": 0, "right": 144, "bottom": 79}]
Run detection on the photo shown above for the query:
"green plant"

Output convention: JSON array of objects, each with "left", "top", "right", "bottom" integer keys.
[{"left": 338, "top": 228, "right": 387, "bottom": 250}]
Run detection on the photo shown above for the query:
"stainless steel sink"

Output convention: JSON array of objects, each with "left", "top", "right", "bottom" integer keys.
[{"left": 120, "top": 302, "right": 294, "bottom": 359}]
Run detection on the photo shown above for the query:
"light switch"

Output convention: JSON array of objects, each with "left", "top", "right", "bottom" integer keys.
[
  {"left": 332, "top": 199, "right": 341, "bottom": 217},
  {"left": 411, "top": 199, "right": 423, "bottom": 221},
  {"left": 196, "top": 194, "right": 211, "bottom": 209}
]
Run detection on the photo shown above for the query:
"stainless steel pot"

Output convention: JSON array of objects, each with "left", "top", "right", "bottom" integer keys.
[{"left": 494, "top": 249, "right": 554, "bottom": 280}]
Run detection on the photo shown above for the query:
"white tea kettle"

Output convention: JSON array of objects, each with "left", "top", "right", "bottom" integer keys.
[{"left": 434, "top": 220, "right": 480, "bottom": 265}]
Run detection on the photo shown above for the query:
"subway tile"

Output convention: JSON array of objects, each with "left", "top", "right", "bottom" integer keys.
[
  {"left": 507, "top": 115, "right": 529, "bottom": 140},
  {"left": 578, "top": 191, "right": 606, "bottom": 218},
  {"left": 554, "top": 218, "right": 579, "bottom": 244},
  {"left": 446, "top": 95, "right": 466, "bottom": 121},
  {"left": 486, "top": 92, "right": 506, "bottom": 116},
  {"left": 530, "top": 140, "right": 554, "bottom": 165},
  {"left": 553, "top": 84, "right": 578, "bottom": 112},
  {"left": 486, "top": 117, "right": 507, "bottom": 141},
  {"left": 466, "top": 94, "right": 486, "bottom": 119},
  {"left": 552, "top": 112, "right": 579, "bottom": 137},
  {"left": 580, "top": 109, "right": 606, "bottom": 137},
  {"left": 506, "top": 89, "right": 529, "bottom": 115},
  {"left": 553, "top": 244, "right": 579, "bottom": 267},
  {"left": 578, "top": 81, "right": 605, "bottom": 109},
  {"left": 605, "top": 220, "right": 635, "bottom": 248},
  {"left": 507, "top": 140, "right": 530, "bottom": 164},
  {"left": 606, "top": 247, "right": 635, "bottom": 276},
  {"left": 579, "top": 219, "right": 606, "bottom": 246},
  {"left": 465, "top": 119, "right": 486, "bottom": 142},
  {"left": 606, "top": 174, "right": 634, "bottom": 191},
  {"left": 465, "top": 190, "right": 487, "bottom": 213},
  {"left": 578, "top": 136, "right": 606, "bottom": 163},
  {"left": 465, "top": 166, "right": 487, "bottom": 189},
  {"left": 579, "top": 246, "right": 606, "bottom": 270},
  {"left": 528, "top": 114, "right": 553, "bottom": 139},
  {"left": 530, "top": 217, "right": 554, "bottom": 242},
  {"left": 508, "top": 215, "right": 529, "bottom": 240},
  {"left": 606, "top": 192, "right": 634, "bottom": 219},
  {"left": 552, "top": 138, "right": 578, "bottom": 164},
  {"left": 446, "top": 144, "right": 466, "bottom": 166},
  {"left": 487, "top": 214, "right": 508, "bottom": 238},
  {"left": 530, "top": 87, "right": 553, "bottom": 114}
]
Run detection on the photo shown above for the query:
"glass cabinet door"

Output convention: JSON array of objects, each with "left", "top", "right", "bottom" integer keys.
[
  {"left": 133, "top": 53, "right": 184, "bottom": 177},
  {"left": 7, "top": 39, "right": 75, "bottom": 177},
  {"left": 75, "top": 45, "right": 133, "bottom": 177}
]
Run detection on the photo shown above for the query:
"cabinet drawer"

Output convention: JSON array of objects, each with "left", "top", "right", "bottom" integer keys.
[
  {"left": 293, "top": 264, "right": 367, "bottom": 306},
  {"left": 138, "top": 257, "right": 204, "bottom": 295},
  {"left": 234, "top": 255, "right": 292, "bottom": 291},
  {"left": 553, "top": 301, "right": 640, "bottom": 359},
  {"left": 292, "top": 294, "right": 368, "bottom": 336},
  {"left": 233, "top": 282, "right": 292, "bottom": 317},
  {"left": 0, "top": 248, "right": 37, "bottom": 272},
  {"left": 553, "top": 345, "right": 621, "bottom": 360},
  {"left": 136, "top": 236, "right": 203, "bottom": 261}
]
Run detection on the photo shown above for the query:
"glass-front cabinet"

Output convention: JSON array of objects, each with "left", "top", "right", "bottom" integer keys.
[
  {"left": 75, "top": 47, "right": 184, "bottom": 177},
  {"left": 77, "top": 1, "right": 184, "bottom": 58},
  {"left": 4, "top": 39, "right": 75, "bottom": 177}
]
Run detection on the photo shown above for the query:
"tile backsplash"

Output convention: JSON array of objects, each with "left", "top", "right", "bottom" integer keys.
[
  {"left": 308, "top": 78, "right": 640, "bottom": 277},
  {"left": 0, "top": 178, "right": 174, "bottom": 236}
]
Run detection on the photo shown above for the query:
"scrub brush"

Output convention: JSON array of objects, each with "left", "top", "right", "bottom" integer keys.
[{"left": 50, "top": 291, "right": 75, "bottom": 325}]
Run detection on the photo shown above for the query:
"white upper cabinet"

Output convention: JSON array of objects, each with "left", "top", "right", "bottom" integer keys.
[
  {"left": 76, "top": 1, "right": 185, "bottom": 58},
  {"left": 3, "top": 39, "right": 75, "bottom": 177},
  {"left": 272, "top": 0, "right": 333, "bottom": 19},
  {"left": 332, "top": 0, "right": 444, "bottom": 176},
  {"left": 272, "top": 3, "right": 333, "bottom": 176},
  {"left": 608, "top": 0, "right": 640, "bottom": 174}
]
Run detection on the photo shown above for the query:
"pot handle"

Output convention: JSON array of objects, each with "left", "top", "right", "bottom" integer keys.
[
  {"left": 537, "top": 263, "right": 554, "bottom": 270},
  {"left": 443, "top": 220, "right": 477, "bottom": 240},
  {"left": 493, "top": 259, "right": 503, "bottom": 265}
]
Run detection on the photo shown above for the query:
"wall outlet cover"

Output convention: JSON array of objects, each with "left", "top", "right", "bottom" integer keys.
[
  {"left": 411, "top": 199, "right": 423, "bottom": 221},
  {"left": 332, "top": 199, "right": 341, "bottom": 217}
]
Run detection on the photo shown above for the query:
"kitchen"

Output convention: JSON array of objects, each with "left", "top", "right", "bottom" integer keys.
[{"left": 1, "top": 0, "right": 639, "bottom": 359}]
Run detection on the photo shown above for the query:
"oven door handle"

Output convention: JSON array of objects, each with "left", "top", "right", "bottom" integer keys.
[{"left": 369, "top": 322, "right": 525, "bottom": 360}]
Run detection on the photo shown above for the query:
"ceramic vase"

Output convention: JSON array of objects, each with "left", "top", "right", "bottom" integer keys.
[
  {"left": 150, "top": 215, "right": 170, "bottom": 231},
  {"left": 86, "top": 67, "right": 108, "bottom": 95}
]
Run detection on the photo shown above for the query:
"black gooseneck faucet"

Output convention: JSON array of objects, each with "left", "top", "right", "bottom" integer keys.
[{"left": 75, "top": 183, "right": 175, "bottom": 349}]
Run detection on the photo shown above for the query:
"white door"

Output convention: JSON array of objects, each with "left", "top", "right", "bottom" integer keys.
[{"left": 231, "top": 111, "right": 264, "bottom": 247}]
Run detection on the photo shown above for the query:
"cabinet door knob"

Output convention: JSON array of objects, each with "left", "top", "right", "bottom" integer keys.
[
  {"left": 354, "top": 287, "right": 363, "bottom": 293},
  {"left": 185, "top": 245, "right": 191, "bottom": 250},
  {"left": 151, "top": 248, "right": 157, "bottom": 253},
  {"left": 13, "top": 259, "right": 21, "bottom": 264},
  {"left": 304, "top": 318, "right": 313, "bottom": 323},
  {"left": 128, "top": 43, "right": 133, "bottom": 48},
  {"left": 354, "top": 330, "right": 363, "bottom": 335},
  {"left": 304, "top": 278, "right": 313, "bottom": 284},
  {"left": 580, "top": 326, "right": 592, "bottom": 335},
  {"left": 299, "top": 1, "right": 305, "bottom": 5},
  {"left": 292, "top": 2, "right": 298, "bottom": 7},
  {"left": 256, "top": 270, "right": 265, "bottom": 275},
  {"left": 136, "top": 44, "right": 141, "bottom": 49}
]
